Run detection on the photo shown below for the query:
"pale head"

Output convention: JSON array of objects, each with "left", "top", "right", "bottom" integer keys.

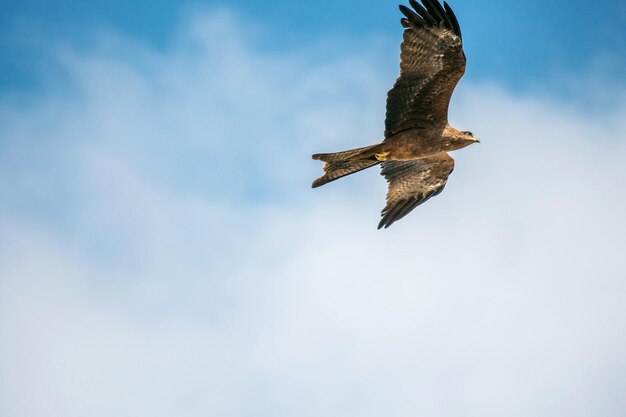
[
  {"left": 459, "top": 130, "right": 480, "bottom": 144},
  {"left": 443, "top": 126, "right": 480, "bottom": 151}
]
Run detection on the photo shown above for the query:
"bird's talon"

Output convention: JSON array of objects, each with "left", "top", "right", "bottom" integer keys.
[{"left": 375, "top": 152, "right": 390, "bottom": 161}]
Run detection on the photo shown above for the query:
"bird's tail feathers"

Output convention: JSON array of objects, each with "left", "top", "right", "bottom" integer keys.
[
  {"left": 311, "top": 143, "right": 381, "bottom": 188},
  {"left": 312, "top": 144, "right": 379, "bottom": 163}
]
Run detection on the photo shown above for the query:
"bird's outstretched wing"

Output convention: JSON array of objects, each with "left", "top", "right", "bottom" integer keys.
[
  {"left": 378, "top": 153, "right": 454, "bottom": 229},
  {"left": 384, "top": 0, "right": 465, "bottom": 138}
]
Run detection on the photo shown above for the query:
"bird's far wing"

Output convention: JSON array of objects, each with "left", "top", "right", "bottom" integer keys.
[
  {"left": 378, "top": 152, "right": 454, "bottom": 229},
  {"left": 384, "top": 0, "right": 466, "bottom": 138}
]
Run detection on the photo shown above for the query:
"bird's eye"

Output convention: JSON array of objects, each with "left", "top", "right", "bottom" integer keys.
[{"left": 464, "top": 131, "right": 473, "bottom": 137}]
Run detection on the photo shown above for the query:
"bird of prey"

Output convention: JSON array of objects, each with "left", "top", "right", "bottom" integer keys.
[{"left": 311, "top": 0, "right": 478, "bottom": 229}]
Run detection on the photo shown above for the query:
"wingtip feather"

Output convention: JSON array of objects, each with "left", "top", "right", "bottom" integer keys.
[
  {"left": 409, "top": 0, "right": 437, "bottom": 25},
  {"left": 443, "top": 1, "right": 462, "bottom": 38},
  {"left": 399, "top": 4, "right": 426, "bottom": 28},
  {"left": 311, "top": 177, "right": 326, "bottom": 188},
  {"left": 421, "top": 0, "right": 445, "bottom": 25}
]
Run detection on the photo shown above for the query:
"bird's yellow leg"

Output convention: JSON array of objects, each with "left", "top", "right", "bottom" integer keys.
[{"left": 375, "top": 151, "right": 390, "bottom": 161}]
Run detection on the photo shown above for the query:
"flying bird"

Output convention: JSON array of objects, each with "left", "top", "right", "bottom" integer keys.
[{"left": 311, "top": 0, "right": 478, "bottom": 229}]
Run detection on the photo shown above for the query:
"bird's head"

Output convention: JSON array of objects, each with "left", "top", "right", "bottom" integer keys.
[{"left": 460, "top": 130, "right": 480, "bottom": 144}]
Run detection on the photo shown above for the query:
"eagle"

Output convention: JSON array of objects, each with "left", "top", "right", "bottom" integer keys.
[{"left": 312, "top": 0, "right": 478, "bottom": 229}]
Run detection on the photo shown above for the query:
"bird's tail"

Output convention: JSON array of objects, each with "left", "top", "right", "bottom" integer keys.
[{"left": 311, "top": 143, "right": 382, "bottom": 188}]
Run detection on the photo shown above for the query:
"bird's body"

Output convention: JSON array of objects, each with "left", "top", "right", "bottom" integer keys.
[
  {"left": 370, "top": 125, "right": 476, "bottom": 161},
  {"left": 311, "top": 0, "right": 479, "bottom": 229}
]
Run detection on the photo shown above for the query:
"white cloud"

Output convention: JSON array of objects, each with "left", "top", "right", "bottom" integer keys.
[{"left": 1, "top": 9, "right": 626, "bottom": 417}]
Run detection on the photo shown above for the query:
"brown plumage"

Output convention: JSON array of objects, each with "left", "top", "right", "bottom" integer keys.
[{"left": 312, "top": 0, "right": 479, "bottom": 229}]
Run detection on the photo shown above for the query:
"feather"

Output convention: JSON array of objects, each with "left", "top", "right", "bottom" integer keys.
[
  {"left": 421, "top": 0, "right": 447, "bottom": 27},
  {"left": 399, "top": 5, "right": 426, "bottom": 28},
  {"left": 409, "top": 0, "right": 437, "bottom": 25},
  {"left": 444, "top": 1, "right": 462, "bottom": 38},
  {"left": 430, "top": 0, "right": 454, "bottom": 30}
]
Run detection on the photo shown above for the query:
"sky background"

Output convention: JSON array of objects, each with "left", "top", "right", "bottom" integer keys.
[{"left": 1, "top": 1, "right": 626, "bottom": 416}]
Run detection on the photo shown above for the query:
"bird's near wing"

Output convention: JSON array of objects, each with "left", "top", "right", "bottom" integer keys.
[
  {"left": 378, "top": 153, "right": 454, "bottom": 229},
  {"left": 385, "top": 0, "right": 465, "bottom": 138}
]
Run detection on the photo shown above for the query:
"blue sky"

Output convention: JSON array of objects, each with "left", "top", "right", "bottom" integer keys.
[
  {"left": 3, "top": 0, "right": 626, "bottom": 93},
  {"left": 1, "top": 1, "right": 626, "bottom": 417}
]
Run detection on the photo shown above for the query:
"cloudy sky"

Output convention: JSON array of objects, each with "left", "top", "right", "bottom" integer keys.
[{"left": 1, "top": 1, "right": 626, "bottom": 416}]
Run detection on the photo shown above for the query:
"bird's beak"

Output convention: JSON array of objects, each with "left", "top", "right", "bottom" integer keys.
[{"left": 475, "top": 137, "right": 481, "bottom": 143}]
